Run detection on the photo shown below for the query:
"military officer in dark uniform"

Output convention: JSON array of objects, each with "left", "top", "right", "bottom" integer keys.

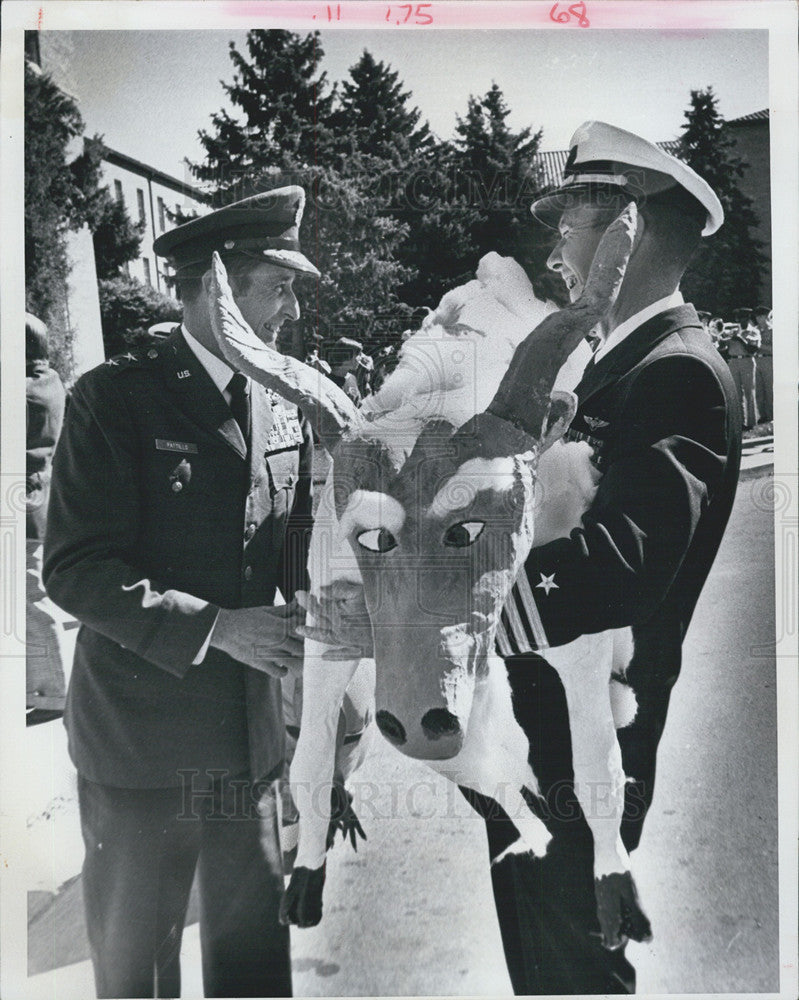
[
  {"left": 467, "top": 122, "right": 742, "bottom": 994},
  {"left": 43, "top": 187, "right": 320, "bottom": 998}
]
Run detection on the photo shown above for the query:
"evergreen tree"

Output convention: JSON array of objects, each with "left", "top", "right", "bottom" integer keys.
[
  {"left": 676, "top": 87, "right": 766, "bottom": 314},
  {"left": 452, "top": 83, "right": 546, "bottom": 272},
  {"left": 25, "top": 63, "right": 85, "bottom": 323},
  {"left": 191, "top": 31, "right": 414, "bottom": 354},
  {"left": 394, "top": 83, "right": 552, "bottom": 311},
  {"left": 330, "top": 50, "right": 432, "bottom": 160},
  {"left": 25, "top": 62, "right": 122, "bottom": 376},
  {"left": 192, "top": 30, "right": 336, "bottom": 202}
]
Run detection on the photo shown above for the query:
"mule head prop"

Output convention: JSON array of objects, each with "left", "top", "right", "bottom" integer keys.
[
  {"left": 208, "top": 204, "right": 637, "bottom": 762},
  {"left": 332, "top": 203, "right": 638, "bottom": 761}
]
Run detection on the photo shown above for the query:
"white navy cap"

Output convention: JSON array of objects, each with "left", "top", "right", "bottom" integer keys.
[{"left": 531, "top": 121, "right": 724, "bottom": 237}]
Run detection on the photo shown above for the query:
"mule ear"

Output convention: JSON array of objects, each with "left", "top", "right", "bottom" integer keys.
[
  {"left": 540, "top": 390, "right": 577, "bottom": 452},
  {"left": 208, "top": 252, "right": 361, "bottom": 450}
]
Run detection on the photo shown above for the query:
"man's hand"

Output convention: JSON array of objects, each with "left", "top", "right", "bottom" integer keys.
[
  {"left": 210, "top": 601, "right": 306, "bottom": 678},
  {"left": 295, "top": 580, "right": 374, "bottom": 661}
]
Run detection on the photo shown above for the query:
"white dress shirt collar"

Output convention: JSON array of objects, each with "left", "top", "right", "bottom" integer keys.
[
  {"left": 594, "top": 290, "right": 684, "bottom": 362},
  {"left": 181, "top": 324, "right": 241, "bottom": 397}
]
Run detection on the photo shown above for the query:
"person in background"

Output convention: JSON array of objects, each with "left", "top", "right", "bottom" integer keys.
[
  {"left": 726, "top": 307, "right": 758, "bottom": 429},
  {"left": 354, "top": 350, "right": 374, "bottom": 399},
  {"left": 327, "top": 336, "right": 364, "bottom": 405},
  {"left": 753, "top": 306, "right": 773, "bottom": 423},
  {"left": 26, "top": 313, "right": 68, "bottom": 725},
  {"left": 305, "top": 345, "right": 332, "bottom": 375},
  {"left": 44, "top": 188, "right": 318, "bottom": 999},
  {"left": 372, "top": 344, "right": 399, "bottom": 393},
  {"left": 711, "top": 316, "right": 730, "bottom": 359}
]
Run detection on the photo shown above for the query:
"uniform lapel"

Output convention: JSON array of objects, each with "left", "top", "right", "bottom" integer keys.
[
  {"left": 575, "top": 305, "right": 702, "bottom": 408},
  {"left": 159, "top": 329, "right": 248, "bottom": 460}
]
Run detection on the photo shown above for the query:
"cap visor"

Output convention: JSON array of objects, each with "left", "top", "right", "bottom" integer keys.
[
  {"left": 262, "top": 249, "right": 321, "bottom": 278},
  {"left": 530, "top": 183, "right": 630, "bottom": 228}
]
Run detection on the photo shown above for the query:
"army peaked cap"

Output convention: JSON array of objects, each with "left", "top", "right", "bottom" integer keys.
[
  {"left": 153, "top": 186, "right": 321, "bottom": 277},
  {"left": 531, "top": 121, "right": 724, "bottom": 237}
]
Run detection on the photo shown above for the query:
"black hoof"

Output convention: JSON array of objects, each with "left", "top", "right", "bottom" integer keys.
[
  {"left": 594, "top": 871, "right": 653, "bottom": 950},
  {"left": 279, "top": 864, "right": 326, "bottom": 928}
]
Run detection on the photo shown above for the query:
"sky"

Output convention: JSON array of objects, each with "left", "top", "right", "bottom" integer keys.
[{"left": 45, "top": 28, "right": 769, "bottom": 183}]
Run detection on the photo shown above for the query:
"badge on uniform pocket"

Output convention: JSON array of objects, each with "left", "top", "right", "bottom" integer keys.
[{"left": 168, "top": 459, "right": 192, "bottom": 494}]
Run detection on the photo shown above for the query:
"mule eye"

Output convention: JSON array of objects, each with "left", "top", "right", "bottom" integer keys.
[
  {"left": 356, "top": 528, "right": 397, "bottom": 553},
  {"left": 443, "top": 521, "right": 485, "bottom": 547}
]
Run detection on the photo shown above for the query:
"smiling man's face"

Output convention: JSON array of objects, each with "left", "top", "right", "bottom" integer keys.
[
  {"left": 230, "top": 260, "right": 300, "bottom": 348},
  {"left": 546, "top": 203, "right": 613, "bottom": 302}
]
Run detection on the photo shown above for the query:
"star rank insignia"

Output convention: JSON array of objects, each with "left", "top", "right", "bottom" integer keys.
[
  {"left": 105, "top": 358, "right": 119, "bottom": 366},
  {"left": 536, "top": 572, "right": 559, "bottom": 595}
]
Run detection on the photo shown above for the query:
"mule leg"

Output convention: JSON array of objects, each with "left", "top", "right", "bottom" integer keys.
[
  {"left": 547, "top": 633, "right": 651, "bottom": 948},
  {"left": 281, "top": 644, "right": 363, "bottom": 927}
]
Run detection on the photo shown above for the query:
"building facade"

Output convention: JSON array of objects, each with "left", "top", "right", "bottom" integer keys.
[{"left": 99, "top": 149, "right": 209, "bottom": 298}]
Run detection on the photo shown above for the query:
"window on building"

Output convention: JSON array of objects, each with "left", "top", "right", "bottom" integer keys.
[
  {"left": 114, "top": 179, "right": 124, "bottom": 204},
  {"left": 143, "top": 258, "right": 152, "bottom": 286},
  {"left": 157, "top": 197, "right": 166, "bottom": 232},
  {"left": 136, "top": 188, "right": 146, "bottom": 225}
]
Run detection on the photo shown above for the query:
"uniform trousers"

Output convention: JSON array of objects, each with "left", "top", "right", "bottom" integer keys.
[
  {"left": 755, "top": 355, "right": 773, "bottom": 423},
  {"left": 462, "top": 654, "right": 636, "bottom": 995},
  {"left": 726, "top": 357, "right": 757, "bottom": 428},
  {"left": 77, "top": 771, "right": 291, "bottom": 999}
]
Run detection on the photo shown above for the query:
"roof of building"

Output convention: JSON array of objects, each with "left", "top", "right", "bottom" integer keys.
[
  {"left": 533, "top": 112, "right": 767, "bottom": 190},
  {"left": 727, "top": 109, "right": 770, "bottom": 125},
  {"left": 100, "top": 145, "right": 209, "bottom": 203}
]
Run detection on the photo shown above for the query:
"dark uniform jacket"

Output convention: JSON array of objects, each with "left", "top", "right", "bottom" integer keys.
[
  {"left": 43, "top": 329, "right": 313, "bottom": 788},
  {"left": 501, "top": 304, "right": 742, "bottom": 850}
]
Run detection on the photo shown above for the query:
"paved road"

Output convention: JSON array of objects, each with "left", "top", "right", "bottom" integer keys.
[{"left": 27, "top": 468, "right": 780, "bottom": 996}]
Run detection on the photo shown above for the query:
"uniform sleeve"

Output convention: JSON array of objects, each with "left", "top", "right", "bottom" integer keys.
[
  {"left": 42, "top": 373, "right": 219, "bottom": 677},
  {"left": 276, "top": 411, "right": 314, "bottom": 602},
  {"left": 523, "top": 355, "right": 733, "bottom": 648}
]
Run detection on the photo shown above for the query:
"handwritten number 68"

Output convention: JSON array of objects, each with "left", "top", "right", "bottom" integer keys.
[{"left": 550, "top": 2, "right": 590, "bottom": 27}]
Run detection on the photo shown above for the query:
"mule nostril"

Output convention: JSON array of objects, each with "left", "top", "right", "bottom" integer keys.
[
  {"left": 376, "top": 710, "right": 407, "bottom": 746},
  {"left": 421, "top": 708, "right": 462, "bottom": 740}
]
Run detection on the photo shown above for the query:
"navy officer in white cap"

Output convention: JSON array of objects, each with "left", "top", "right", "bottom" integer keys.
[
  {"left": 466, "top": 122, "right": 743, "bottom": 994},
  {"left": 44, "top": 187, "right": 319, "bottom": 998}
]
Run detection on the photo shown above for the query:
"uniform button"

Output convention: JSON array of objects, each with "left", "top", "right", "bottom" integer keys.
[
  {"left": 244, "top": 523, "right": 256, "bottom": 541},
  {"left": 171, "top": 481, "right": 183, "bottom": 493},
  {"left": 244, "top": 565, "right": 253, "bottom": 581},
  {"left": 147, "top": 348, "right": 158, "bottom": 359}
]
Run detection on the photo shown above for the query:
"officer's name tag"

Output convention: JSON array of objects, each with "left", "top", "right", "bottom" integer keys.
[
  {"left": 155, "top": 439, "right": 198, "bottom": 454},
  {"left": 263, "top": 407, "right": 304, "bottom": 452}
]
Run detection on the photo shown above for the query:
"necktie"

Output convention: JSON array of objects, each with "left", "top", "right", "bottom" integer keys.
[{"left": 227, "top": 372, "right": 251, "bottom": 447}]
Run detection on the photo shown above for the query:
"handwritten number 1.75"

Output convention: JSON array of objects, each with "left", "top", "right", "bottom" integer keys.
[
  {"left": 550, "top": 2, "right": 590, "bottom": 27},
  {"left": 386, "top": 4, "right": 434, "bottom": 24}
]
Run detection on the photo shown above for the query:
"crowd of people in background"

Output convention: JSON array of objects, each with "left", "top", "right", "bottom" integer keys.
[
  {"left": 698, "top": 305, "right": 773, "bottom": 429},
  {"left": 300, "top": 307, "right": 774, "bottom": 433}
]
